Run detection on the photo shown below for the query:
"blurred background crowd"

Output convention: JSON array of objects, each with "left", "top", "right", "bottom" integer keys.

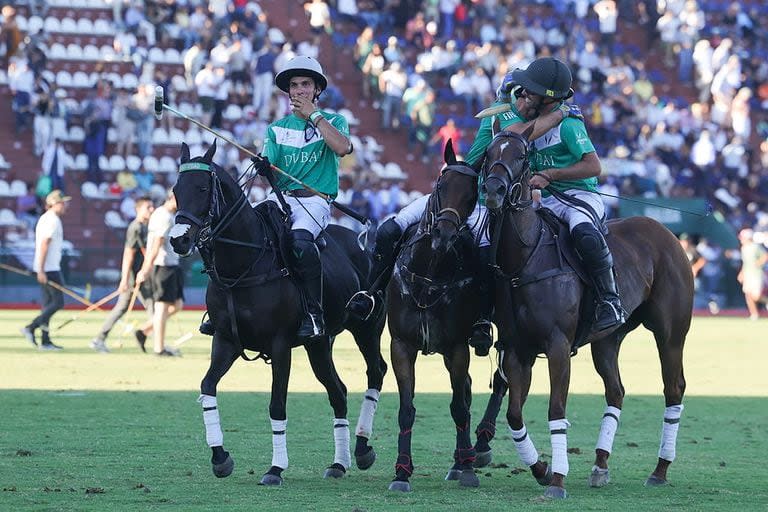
[{"left": 1, "top": 0, "right": 766, "bottom": 311}]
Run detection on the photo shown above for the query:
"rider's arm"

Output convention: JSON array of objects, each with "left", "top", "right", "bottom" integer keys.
[
  {"left": 314, "top": 113, "right": 352, "bottom": 156},
  {"left": 503, "top": 100, "right": 570, "bottom": 140}
]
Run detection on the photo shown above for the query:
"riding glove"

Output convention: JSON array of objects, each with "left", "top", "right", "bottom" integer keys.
[{"left": 251, "top": 154, "right": 272, "bottom": 176}]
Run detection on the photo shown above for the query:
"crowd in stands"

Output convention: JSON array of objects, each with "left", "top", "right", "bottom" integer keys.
[{"left": 2, "top": 0, "right": 767, "bottom": 310}]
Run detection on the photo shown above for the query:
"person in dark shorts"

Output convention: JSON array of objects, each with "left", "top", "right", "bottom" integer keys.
[
  {"left": 137, "top": 191, "right": 183, "bottom": 356},
  {"left": 90, "top": 196, "right": 155, "bottom": 353}
]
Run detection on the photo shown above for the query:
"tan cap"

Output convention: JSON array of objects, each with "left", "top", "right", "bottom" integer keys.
[{"left": 46, "top": 189, "right": 72, "bottom": 206}]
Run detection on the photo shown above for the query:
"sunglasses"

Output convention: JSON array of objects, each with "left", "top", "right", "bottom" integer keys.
[{"left": 304, "top": 120, "right": 318, "bottom": 142}]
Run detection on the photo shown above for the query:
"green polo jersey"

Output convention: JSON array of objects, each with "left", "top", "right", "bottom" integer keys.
[
  {"left": 530, "top": 118, "right": 598, "bottom": 197},
  {"left": 464, "top": 102, "right": 526, "bottom": 206},
  {"left": 263, "top": 111, "right": 348, "bottom": 199}
]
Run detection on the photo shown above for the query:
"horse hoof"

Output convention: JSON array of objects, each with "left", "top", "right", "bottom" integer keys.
[
  {"left": 535, "top": 465, "right": 553, "bottom": 486},
  {"left": 588, "top": 466, "right": 610, "bottom": 487},
  {"left": 259, "top": 466, "right": 284, "bottom": 486},
  {"left": 388, "top": 480, "right": 412, "bottom": 492},
  {"left": 543, "top": 485, "right": 568, "bottom": 499},
  {"left": 212, "top": 454, "right": 234, "bottom": 478},
  {"left": 355, "top": 447, "right": 376, "bottom": 470},
  {"left": 459, "top": 469, "right": 480, "bottom": 488},
  {"left": 259, "top": 473, "right": 283, "bottom": 486},
  {"left": 445, "top": 468, "right": 461, "bottom": 481},
  {"left": 474, "top": 450, "right": 492, "bottom": 468},
  {"left": 644, "top": 475, "right": 668, "bottom": 487},
  {"left": 323, "top": 463, "right": 346, "bottom": 479}
]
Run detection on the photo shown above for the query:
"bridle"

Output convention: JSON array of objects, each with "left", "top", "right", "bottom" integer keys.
[
  {"left": 483, "top": 131, "right": 533, "bottom": 212},
  {"left": 422, "top": 162, "right": 479, "bottom": 239},
  {"left": 175, "top": 161, "right": 255, "bottom": 254}
]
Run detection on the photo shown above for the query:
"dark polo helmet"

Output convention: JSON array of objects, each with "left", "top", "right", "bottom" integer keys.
[
  {"left": 275, "top": 55, "right": 328, "bottom": 93},
  {"left": 511, "top": 57, "right": 574, "bottom": 100}
]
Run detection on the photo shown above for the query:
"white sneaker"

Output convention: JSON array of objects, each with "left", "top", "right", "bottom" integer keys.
[{"left": 89, "top": 339, "right": 110, "bottom": 353}]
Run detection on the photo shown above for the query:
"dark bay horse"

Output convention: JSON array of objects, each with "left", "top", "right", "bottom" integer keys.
[
  {"left": 387, "top": 143, "right": 486, "bottom": 492},
  {"left": 169, "top": 142, "right": 387, "bottom": 485},
  {"left": 479, "top": 127, "right": 692, "bottom": 498}
]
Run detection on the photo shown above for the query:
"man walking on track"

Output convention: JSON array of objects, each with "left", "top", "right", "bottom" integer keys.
[
  {"left": 136, "top": 190, "right": 183, "bottom": 356},
  {"left": 90, "top": 196, "right": 156, "bottom": 353},
  {"left": 21, "top": 190, "right": 70, "bottom": 350}
]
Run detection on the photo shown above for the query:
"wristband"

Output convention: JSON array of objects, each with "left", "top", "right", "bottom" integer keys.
[
  {"left": 540, "top": 171, "right": 554, "bottom": 182},
  {"left": 309, "top": 111, "right": 323, "bottom": 124}
]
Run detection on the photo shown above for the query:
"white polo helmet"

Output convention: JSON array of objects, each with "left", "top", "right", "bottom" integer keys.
[{"left": 275, "top": 55, "right": 328, "bottom": 93}]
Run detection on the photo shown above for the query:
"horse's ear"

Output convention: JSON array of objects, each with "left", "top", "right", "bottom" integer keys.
[
  {"left": 491, "top": 116, "right": 501, "bottom": 136},
  {"left": 204, "top": 139, "right": 217, "bottom": 163},
  {"left": 521, "top": 123, "right": 535, "bottom": 141},
  {"left": 180, "top": 142, "right": 190, "bottom": 163},
  {"left": 444, "top": 138, "right": 457, "bottom": 165}
]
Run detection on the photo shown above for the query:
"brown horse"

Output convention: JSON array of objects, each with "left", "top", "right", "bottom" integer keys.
[{"left": 479, "top": 126, "right": 692, "bottom": 499}]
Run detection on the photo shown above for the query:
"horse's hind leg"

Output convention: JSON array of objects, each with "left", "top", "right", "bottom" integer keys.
[
  {"left": 473, "top": 368, "right": 508, "bottom": 467},
  {"left": 200, "top": 335, "right": 240, "bottom": 478},
  {"left": 349, "top": 319, "right": 388, "bottom": 470},
  {"left": 646, "top": 317, "right": 688, "bottom": 486},
  {"left": 588, "top": 333, "right": 627, "bottom": 487},
  {"left": 444, "top": 347, "right": 480, "bottom": 487},
  {"left": 305, "top": 337, "right": 351, "bottom": 478}
]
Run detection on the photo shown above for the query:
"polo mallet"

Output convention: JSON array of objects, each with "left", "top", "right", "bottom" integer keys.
[
  {"left": 56, "top": 288, "right": 121, "bottom": 330},
  {"left": 0, "top": 262, "right": 102, "bottom": 309},
  {"left": 154, "top": 87, "right": 371, "bottom": 239},
  {"left": 171, "top": 331, "right": 194, "bottom": 348}
]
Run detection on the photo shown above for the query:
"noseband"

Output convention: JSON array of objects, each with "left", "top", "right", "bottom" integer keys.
[
  {"left": 484, "top": 131, "right": 532, "bottom": 211},
  {"left": 425, "top": 163, "right": 479, "bottom": 236}
]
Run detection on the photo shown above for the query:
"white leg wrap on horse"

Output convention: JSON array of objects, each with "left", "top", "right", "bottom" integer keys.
[
  {"left": 658, "top": 404, "right": 684, "bottom": 462},
  {"left": 509, "top": 424, "right": 539, "bottom": 466},
  {"left": 333, "top": 418, "right": 351, "bottom": 469},
  {"left": 199, "top": 395, "right": 223, "bottom": 447},
  {"left": 596, "top": 406, "right": 622, "bottom": 453},
  {"left": 549, "top": 418, "right": 571, "bottom": 477},
  {"left": 355, "top": 389, "right": 379, "bottom": 439},
  {"left": 270, "top": 418, "right": 289, "bottom": 469}
]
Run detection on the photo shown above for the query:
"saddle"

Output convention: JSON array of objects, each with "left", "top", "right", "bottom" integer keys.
[
  {"left": 253, "top": 200, "right": 327, "bottom": 267},
  {"left": 496, "top": 208, "right": 605, "bottom": 354}
]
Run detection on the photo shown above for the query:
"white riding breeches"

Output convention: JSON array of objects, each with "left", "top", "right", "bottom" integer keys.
[
  {"left": 392, "top": 194, "right": 490, "bottom": 247},
  {"left": 265, "top": 193, "right": 330, "bottom": 238},
  {"left": 540, "top": 189, "right": 605, "bottom": 231}
]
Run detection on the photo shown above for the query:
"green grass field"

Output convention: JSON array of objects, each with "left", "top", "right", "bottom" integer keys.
[{"left": 0, "top": 310, "right": 766, "bottom": 511}]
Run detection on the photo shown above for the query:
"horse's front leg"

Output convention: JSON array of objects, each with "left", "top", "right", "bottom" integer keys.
[
  {"left": 305, "top": 336, "right": 351, "bottom": 479},
  {"left": 260, "top": 337, "right": 292, "bottom": 486},
  {"left": 388, "top": 336, "right": 417, "bottom": 492},
  {"left": 473, "top": 368, "right": 508, "bottom": 467},
  {"left": 544, "top": 336, "right": 573, "bottom": 499},
  {"left": 443, "top": 346, "right": 479, "bottom": 487},
  {"left": 200, "top": 333, "right": 240, "bottom": 478},
  {"left": 503, "top": 348, "right": 552, "bottom": 489}
]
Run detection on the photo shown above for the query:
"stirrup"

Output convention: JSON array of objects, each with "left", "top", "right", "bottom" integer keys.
[
  {"left": 346, "top": 290, "right": 377, "bottom": 322},
  {"left": 298, "top": 312, "right": 325, "bottom": 339},
  {"left": 469, "top": 321, "right": 493, "bottom": 357},
  {"left": 199, "top": 320, "right": 215, "bottom": 336},
  {"left": 593, "top": 302, "right": 626, "bottom": 332}
]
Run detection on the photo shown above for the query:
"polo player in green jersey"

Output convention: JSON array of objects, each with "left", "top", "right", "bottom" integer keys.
[
  {"left": 499, "top": 57, "right": 627, "bottom": 331},
  {"left": 255, "top": 55, "right": 354, "bottom": 340},
  {"left": 346, "top": 61, "right": 585, "bottom": 355}
]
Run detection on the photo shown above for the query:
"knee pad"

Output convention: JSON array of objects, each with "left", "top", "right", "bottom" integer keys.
[
  {"left": 290, "top": 229, "right": 321, "bottom": 277},
  {"left": 572, "top": 222, "right": 611, "bottom": 270}
]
